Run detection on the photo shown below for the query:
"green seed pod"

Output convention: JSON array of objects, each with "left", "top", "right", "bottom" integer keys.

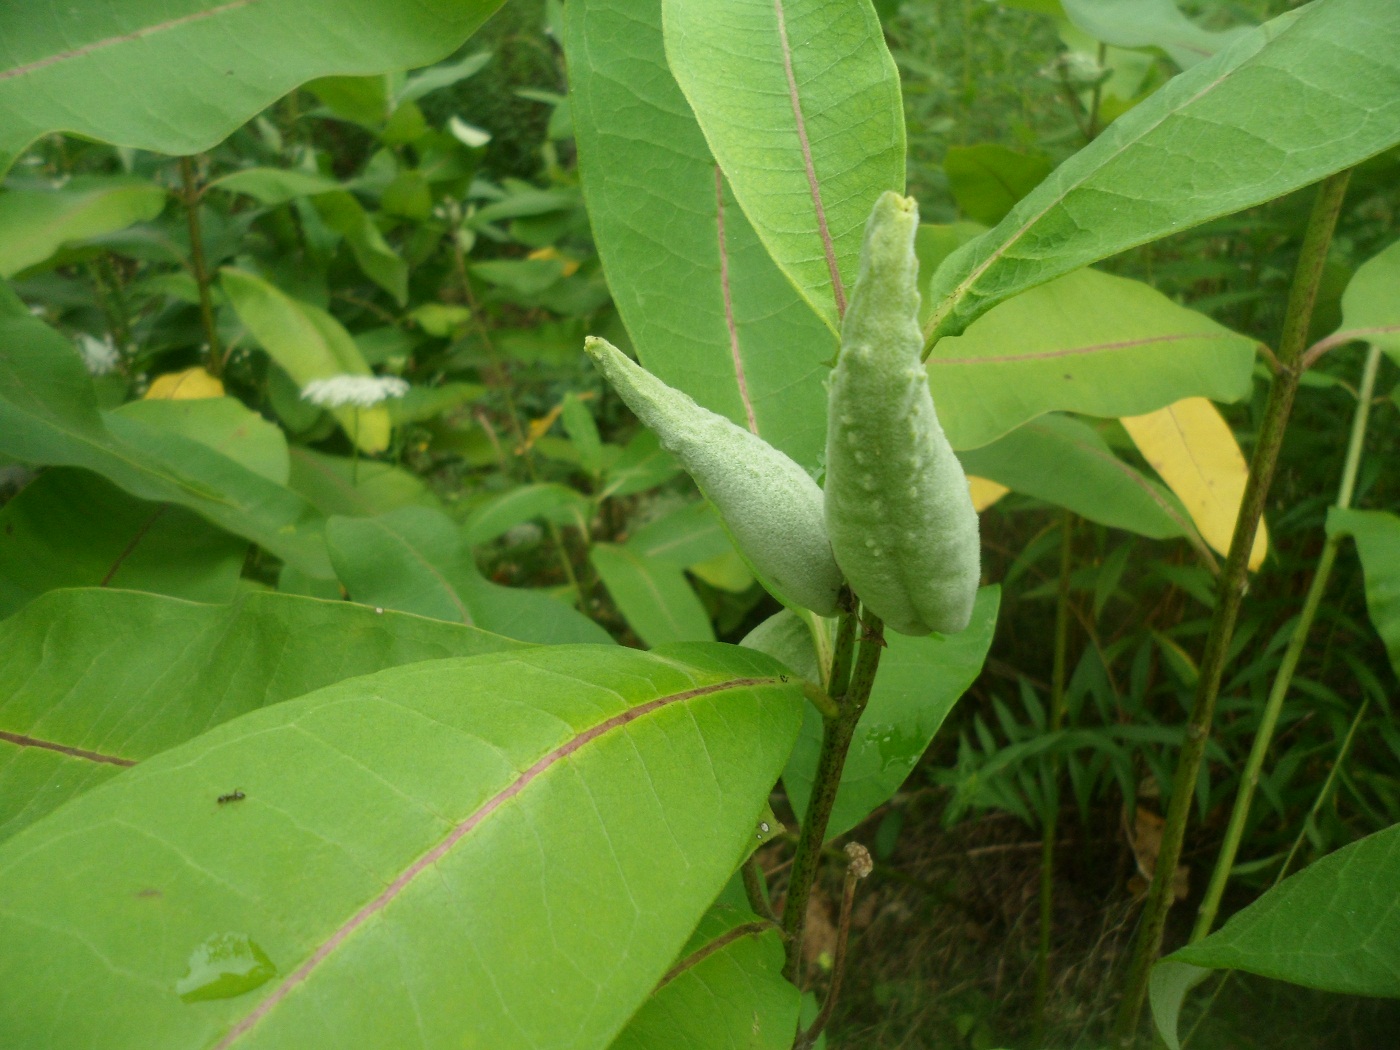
[
  {"left": 824, "top": 192, "right": 980, "bottom": 636},
  {"left": 584, "top": 336, "right": 843, "bottom": 616}
]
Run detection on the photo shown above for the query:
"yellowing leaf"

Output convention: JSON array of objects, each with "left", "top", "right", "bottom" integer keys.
[
  {"left": 526, "top": 245, "right": 580, "bottom": 277},
  {"left": 969, "top": 475, "right": 1009, "bottom": 513},
  {"left": 143, "top": 367, "right": 224, "bottom": 400},
  {"left": 1121, "top": 397, "right": 1267, "bottom": 570}
]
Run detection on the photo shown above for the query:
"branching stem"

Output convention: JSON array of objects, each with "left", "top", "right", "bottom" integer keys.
[
  {"left": 1191, "top": 341, "right": 1381, "bottom": 944},
  {"left": 1112, "top": 169, "right": 1352, "bottom": 1047}
]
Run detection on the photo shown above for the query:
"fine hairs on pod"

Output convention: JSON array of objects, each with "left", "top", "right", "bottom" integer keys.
[
  {"left": 584, "top": 336, "right": 844, "bottom": 617},
  {"left": 823, "top": 191, "right": 980, "bottom": 636}
]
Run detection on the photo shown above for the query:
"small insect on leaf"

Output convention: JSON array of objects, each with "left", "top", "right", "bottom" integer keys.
[{"left": 216, "top": 790, "right": 246, "bottom": 805}]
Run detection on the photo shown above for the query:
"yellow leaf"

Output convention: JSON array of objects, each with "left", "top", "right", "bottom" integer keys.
[
  {"left": 144, "top": 367, "right": 224, "bottom": 400},
  {"left": 1121, "top": 397, "right": 1267, "bottom": 570},
  {"left": 969, "top": 476, "right": 1009, "bottom": 513},
  {"left": 526, "top": 245, "right": 580, "bottom": 277}
]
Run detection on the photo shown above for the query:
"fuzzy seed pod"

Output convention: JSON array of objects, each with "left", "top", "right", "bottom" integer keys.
[
  {"left": 824, "top": 192, "right": 980, "bottom": 636},
  {"left": 585, "top": 337, "right": 843, "bottom": 616}
]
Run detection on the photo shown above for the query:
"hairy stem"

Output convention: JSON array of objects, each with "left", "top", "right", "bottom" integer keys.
[
  {"left": 1191, "top": 341, "right": 1381, "bottom": 944},
  {"left": 782, "top": 611, "right": 884, "bottom": 983},
  {"left": 1035, "top": 511, "right": 1076, "bottom": 1040},
  {"left": 179, "top": 156, "right": 223, "bottom": 378},
  {"left": 1112, "top": 169, "right": 1352, "bottom": 1046}
]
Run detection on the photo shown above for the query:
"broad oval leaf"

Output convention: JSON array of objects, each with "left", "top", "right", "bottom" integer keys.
[
  {"left": 0, "top": 469, "right": 247, "bottom": 618},
  {"left": 0, "top": 588, "right": 522, "bottom": 841},
  {"left": 749, "top": 588, "right": 1000, "bottom": 839},
  {"left": 608, "top": 903, "right": 798, "bottom": 1050},
  {"left": 1063, "top": 0, "right": 1252, "bottom": 69},
  {"left": 287, "top": 447, "right": 438, "bottom": 519},
  {"left": 927, "top": 0, "right": 1400, "bottom": 339},
  {"left": 926, "top": 268, "right": 1258, "bottom": 450},
  {"left": 1332, "top": 238, "right": 1400, "bottom": 364},
  {"left": 0, "top": 644, "right": 804, "bottom": 1050},
  {"left": 113, "top": 397, "right": 291, "bottom": 485},
  {"left": 326, "top": 505, "right": 614, "bottom": 645},
  {"left": 568, "top": 0, "right": 834, "bottom": 469},
  {"left": 1327, "top": 508, "right": 1400, "bottom": 676},
  {"left": 0, "top": 313, "right": 332, "bottom": 577},
  {"left": 1163, "top": 822, "right": 1400, "bottom": 997},
  {"left": 0, "top": 177, "right": 166, "bottom": 277},
  {"left": 662, "top": 0, "right": 904, "bottom": 331},
  {"left": 591, "top": 542, "right": 716, "bottom": 647},
  {"left": 957, "top": 414, "right": 1202, "bottom": 546},
  {"left": 1121, "top": 397, "right": 1268, "bottom": 569},
  {"left": 0, "top": 1, "right": 506, "bottom": 174},
  {"left": 221, "top": 268, "right": 392, "bottom": 453}
]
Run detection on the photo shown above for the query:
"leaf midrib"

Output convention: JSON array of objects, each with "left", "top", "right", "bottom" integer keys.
[
  {"left": 212, "top": 673, "right": 777, "bottom": 1048},
  {"left": 0, "top": 0, "right": 263, "bottom": 83}
]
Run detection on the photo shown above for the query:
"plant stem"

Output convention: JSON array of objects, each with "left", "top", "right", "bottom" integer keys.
[
  {"left": 179, "top": 156, "right": 222, "bottom": 378},
  {"left": 1111, "top": 169, "right": 1351, "bottom": 1047},
  {"left": 796, "top": 843, "right": 873, "bottom": 1050},
  {"left": 1190, "top": 341, "right": 1381, "bottom": 944},
  {"left": 1086, "top": 42, "right": 1108, "bottom": 140},
  {"left": 1180, "top": 694, "right": 1371, "bottom": 1050},
  {"left": 1035, "top": 511, "right": 1076, "bottom": 1041},
  {"left": 742, "top": 854, "right": 780, "bottom": 925},
  {"left": 783, "top": 611, "right": 884, "bottom": 983}
]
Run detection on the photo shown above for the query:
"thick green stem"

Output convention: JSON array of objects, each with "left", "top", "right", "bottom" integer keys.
[
  {"left": 1112, "top": 169, "right": 1351, "bottom": 1047},
  {"left": 179, "top": 156, "right": 222, "bottom": 378},
  {"left": 1035, "top": 512, "right": 1075, "bottom": 1040},
  {"left": 1191, "top": 342, "right": 1381, "bottom": 944},
  {"left": 782, "top": 612, "right": 884, "bottom": 983}
]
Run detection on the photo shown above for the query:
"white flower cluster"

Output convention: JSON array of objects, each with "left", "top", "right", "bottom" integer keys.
[
  {"left": 300, "top": 374, "right": 409, "bottom": 409},
  {"left": 77, "top": 333, "right": 120, "bottom": 376}
]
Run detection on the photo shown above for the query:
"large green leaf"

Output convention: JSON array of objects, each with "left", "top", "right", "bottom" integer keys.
[
  {"left": 0, "top": 643, "right": 804, "bottom": 1049},
  {"left": 0, "top": 588, "right": 521, "bottom": 841},
  {"left": 943, "top": 145, "right": 1052, "bottom": 227},
  {"left": 662, "top": 0, "right": 903, "bottom": 331},
  {"left": 326, "top": 506, "right": 614, "bottom": 645},
  {"left": 0, "top": 469, "right": 247, "bottom": 617},
  {"left": 591, "top": 543, "right": 715, "bottom": 647},
  {"left": 608, "top": 904, "right": 798, "bottom": 1050},
  {"left": 749, "top": 588, "right": 1000, "bottom": 839},
  {"left": 958, "top": 415, "right": 1197, "bottom": 542},
  {"left": 1333, "top": 238, "right": 1400, "bottom": 364},
  {"left": 286, "top": 447, "right": 437, "bottom": 519},
  {"left": 112, "top": 397, "right": 291, "bottom": 484},
  {"left": 567, "top": 0, "right": 834, "bottom": 469},
  {"left": 1063, "top": 0, "right": 1252, "bottom": 69},
  {"left": 926, "top": 0, "right": 1400, "bottom": 340},
  {"left": 0, "top": 314, "right": 332, "bottom": 576},
  {"left": 221, "top": 268, "right": 392, "bottom": 453},
  {"left": 1153, "top": 822, "right": 1400, "bottom": 1050},
  {"left": 0, "top": 1, "right": 506, "bottom": 174},
  {"left": 0, "top": 177, "right": 167, "bottom": 276},
  {"left": 625, "top": 500, "right": 733, "bottom": 569},
  {"left": 1327, "top": 508, "right": 1400, "bottom": 676},
  {"left": 926, "top": 268, "right": 1257, "bottom": 449},
  {"left": 462, "top": 482, "right": 592, "bottom": 546}
]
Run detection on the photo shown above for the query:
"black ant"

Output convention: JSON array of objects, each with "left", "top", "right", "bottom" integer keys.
[{"left": 216, "top": 790, "right": 246, "bottom": 805}]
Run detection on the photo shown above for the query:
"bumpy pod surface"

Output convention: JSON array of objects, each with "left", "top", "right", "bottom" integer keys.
[
  {"left": 824, "top": 192, "right": 980, "bottom": 636},
  {"left": 585, "top": 337, "right": 843, "bottom": 616}
]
